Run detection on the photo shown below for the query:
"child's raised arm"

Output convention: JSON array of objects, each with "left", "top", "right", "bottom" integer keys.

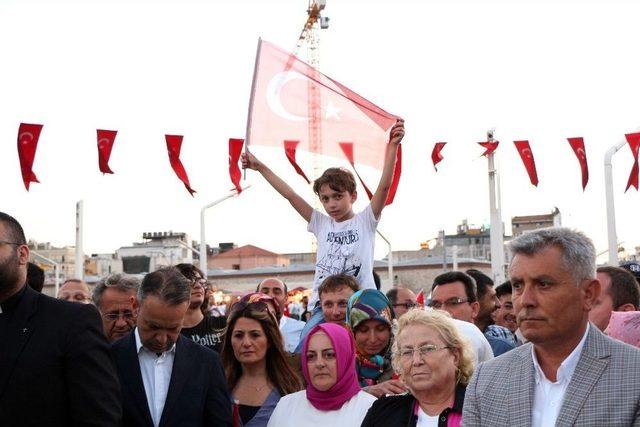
[
  {"left": 370, "top": 119, "right": 405, "bottom": 220},
  {"left": 242, "top": 152, "right": 313, "bottom": 222}
]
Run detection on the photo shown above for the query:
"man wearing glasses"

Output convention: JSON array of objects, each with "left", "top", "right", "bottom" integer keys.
[
  {"left": 57, "top": 278, "right": 92, "bottom": 304},
  {"left": 92, "top": 273, "right": 141, "bottom": 342},
  {"left": 0, "top": 211, "right": 121, "bottom": 426},
  {"left": 385, "top": 286, "right": 418, "bottom": 318},
  {"left": 428, "top": 271, "right": 495, "bottom": 363}
]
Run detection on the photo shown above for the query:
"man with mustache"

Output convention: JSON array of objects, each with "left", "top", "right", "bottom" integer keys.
[
  {"left": 111, "top": 267, "right": 232, "bottom": 427},
  {"left": 463, "top": 228, "right": 640, "bottom": 426},
  {"left": 92, "top": 273, "right": 140, "bottom": 342}
]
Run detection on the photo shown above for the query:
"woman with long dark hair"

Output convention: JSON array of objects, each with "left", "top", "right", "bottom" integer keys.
[{"left": 222, "top": 293, "right": 303, "bottom": 427}]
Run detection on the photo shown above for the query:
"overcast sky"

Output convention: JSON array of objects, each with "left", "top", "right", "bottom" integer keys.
[{"left": 1, "top": 0, "right": 639, "bottom": 261}]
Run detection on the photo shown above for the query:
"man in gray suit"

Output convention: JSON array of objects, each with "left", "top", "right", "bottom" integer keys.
[{"left": 462, "top": 228, "right": 640, "bottom": 426}]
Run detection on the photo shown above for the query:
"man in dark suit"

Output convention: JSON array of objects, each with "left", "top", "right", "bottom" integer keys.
[
  {"left": 111, "top": 266, "right": 233, "bottom": 427},
  {"left": 0, "top": 211, "right": 122, "bottom": 426}
]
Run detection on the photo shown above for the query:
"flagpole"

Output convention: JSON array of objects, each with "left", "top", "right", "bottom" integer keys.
[
  {"left": 604, "top": 139, "right": 628, "bottom": 266},
  {"left": 75, "top": 200, "right": 84, "bottom": 280},
  {"left": 487, "top": 130, "right": 506, "bottom": 283},
  {"left": 243, "top": 38, "right": 263, "bottom": 180}
]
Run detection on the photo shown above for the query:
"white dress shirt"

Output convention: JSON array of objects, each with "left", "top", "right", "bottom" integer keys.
[
  {"left": 531, "top": 326, "right": 589, "bottom": 427},
  {"left": 279, "top": 316, "right": 305, "bottom": 353},
  {"left": 135, "top": 328, "right": 176, "bottom": 427}
]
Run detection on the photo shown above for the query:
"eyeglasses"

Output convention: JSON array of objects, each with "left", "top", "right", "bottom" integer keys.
[
  {"left": 0, "top": 240, "right": 22, "bottom": 246},
  {"left": 102, "top": 310, "right": 135, "bottom": 321},
  {"left": 393, "top": 302, "right": 418, "bottom": 310},
  {"left": 426, "top": 297, "right": 469, "bottom": 309},
  {"left": 399, "top": 344, "right": 452, "bottom": 360},
  {"left": 190, "top": 279, "right": 209, "bottom": 289}
]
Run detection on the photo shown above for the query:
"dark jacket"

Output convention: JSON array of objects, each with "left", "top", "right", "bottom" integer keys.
[
  {"left": 111, "top": 331, "right": 233, "bottom": 427},
  {"left": 361, "top": 385, "right": 466, "bottom": 427},
  {"left": 0, "top": 285, "right": 122, "bottom": 427}
]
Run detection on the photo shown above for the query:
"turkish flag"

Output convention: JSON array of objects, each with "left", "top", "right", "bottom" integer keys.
[
  {"left": 431, "top": 142, "right": 446, "bottom": 171},
  {"left": 625, "top": 133, "right": 640, "bottom": 192},
  {"left": 229, "top": 138, "right": 244, "bottom": 193},
  {"left": 165, "top": 135, "right": 196, "bottom": 196},
  {"left": 284, "top": 140, "right": 310, "bottom": 184},
  {"left": 17, "top": 123, "right": 43, "bottom": 191},
  {"left": 97, "top": 129, "right": 117, "bottom": 174},
  {"left": 246, "top": 39, "right": 400, "bottom": 171},
  {"left": 416, "top": 289, "right": 424, "bottom": 306},
  {"left": 478, "top": 141, "right": 499, "bottom": 157},
  {"left": 514, "top": 140, "right": 539, "bottom": 186},
  {"left": 567, "top": 137, "right": 589, "bottom": 190}
]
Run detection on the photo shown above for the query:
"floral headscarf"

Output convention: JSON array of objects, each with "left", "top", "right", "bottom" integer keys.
[{"left": 346, "top": 289, "right": 396, "bottom": 386}]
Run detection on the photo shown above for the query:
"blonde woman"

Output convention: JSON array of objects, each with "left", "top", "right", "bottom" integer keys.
[{"left": 361, "top": 309, "right": 475, "bottom": 427}]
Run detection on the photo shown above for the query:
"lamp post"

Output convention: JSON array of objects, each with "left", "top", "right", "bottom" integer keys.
[
  {"left": 604, "top": 139, "right": 629, "bottom": 266},
  {"left": 199, "top": 186, "right": 251, "bottom": 274}
]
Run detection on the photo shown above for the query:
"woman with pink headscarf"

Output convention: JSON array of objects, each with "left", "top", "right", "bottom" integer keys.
[{"left": 267, "top": 323, "right": 376, "bottom": 426}]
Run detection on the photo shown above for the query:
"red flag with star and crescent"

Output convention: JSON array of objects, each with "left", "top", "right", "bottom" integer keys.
[
  {"left": 229, "top": 138, "right": 244, "bottom": 193},
  {"left": 97, "top": 129, "right": 117, "bottom": 174},
  {"left": 17, "top": 123, "right": 43, "bottom": 190},
  {"left": 246, "top": 39, "right": 401, "bottom": 172},
  {"left": 431, "top": 142, "right": 446, "bottom": 171},
  {"left": 567, "top": 137, "right": 589, "bottom": 190},
  {"left": 625, "top": 133, "right": 640, "bottom": 192},
  {"left": 165, "top": 135, "right": 196, "bottom": 196},
  {"left": 514, "top": 140, "right": 539, "bottom": 186},
  {"left": 478, "top": 141, "right": 499, "bottom": 157}
]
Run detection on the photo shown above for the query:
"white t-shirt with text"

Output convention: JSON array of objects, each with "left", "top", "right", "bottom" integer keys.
[{"left": 307, "top": 205, "right": 378, "bottom": 308}]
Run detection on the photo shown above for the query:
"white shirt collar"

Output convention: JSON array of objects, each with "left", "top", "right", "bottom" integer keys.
[
  {"left": 532, "top": 325, "right": 589, "bottom": 384},
  {"left": 134, "top": 327, "right": 176, "bottom": 356}
]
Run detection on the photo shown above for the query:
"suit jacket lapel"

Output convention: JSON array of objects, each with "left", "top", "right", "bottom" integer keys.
[
  {"left": 556, "top": 325, "right": 610, "bottom": 426},
  {"left": 159, "top": 336, "right": 190, "bottom": 427},
  {"left": 508, "top": 346, "right": 535, "bottom": 427},
  {"left": 0, "top": 286, "right": 38, "bottom": 399},
  {"left": 123, "top": 332, "right": 155, "bottom": 427}
]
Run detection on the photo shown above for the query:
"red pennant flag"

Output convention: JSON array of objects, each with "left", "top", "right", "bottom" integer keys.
[
  {"left": 339, "top": 142, "right": 373, "bottom": 200},
  {"left": 416, "top": 289, "right": 424, "bottom": 306},
  {"left": 246, "top": 39, "right": 400, "bottom": 171},
  {"left": 567, "top": 137, "right": 589, "bottom": 190},
  {"left": 514, "top": 140, "right": 539, "bottom": 186},
  {"left": 338, "top": 142, "right": 401, "bottom": 206},
  {"left": 431, "top": 142, "right": 446, "bottom": 171},
  {"left": 478, "top": 141, "right": 499, "bottom": 157},
  {"left": 284, "top": 140, "right": 310, "bottom": 184},
  {"left": 625, "top": 133, "right": 640, "bottom": 192},
  {"left": 229, "top": 138, "right": 244, "bottom": 194},
  {"left": 17, "top": 123, "right": 43, "bottom": 190},
  {"left": 165, "top": 135, "right": 196, "bottom": 196},
  {"left": 97, "top": 129, "right": 117, "bottom": 174},
  {"left": 385, "top": 144, "right": 402, "bottom": 205}
]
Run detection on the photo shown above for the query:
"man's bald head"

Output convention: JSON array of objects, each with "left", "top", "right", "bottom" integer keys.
[
  {"left": 58, "top": 279, "right": 91, "bottom": 304},
  {"left": 257, "top": 278, "right": 288, "bottom": 311}
]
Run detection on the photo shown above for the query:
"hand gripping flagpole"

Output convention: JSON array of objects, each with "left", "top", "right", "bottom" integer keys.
[
  {"left": 604, "top": 139, "right": 628, "bottom": 266},
  {"left": 243, "top": 38, "right": 263, "bottom": 180},
  {"left": 486, "top": 129, "right": 506, "bottom": 283},
  {"left": 199, "top": 185, "right": 251, "bottom": 275}
]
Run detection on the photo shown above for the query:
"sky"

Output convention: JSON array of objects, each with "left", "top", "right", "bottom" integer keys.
[{"left": 1, "top": 0, "right": 639, "bottom": 262}]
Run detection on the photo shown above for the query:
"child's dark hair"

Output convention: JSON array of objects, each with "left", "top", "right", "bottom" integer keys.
[{"left": 313, "top": 168, "right": 356, "bottom": 195}]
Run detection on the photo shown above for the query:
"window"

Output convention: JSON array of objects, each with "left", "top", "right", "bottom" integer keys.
[{"left": 232, "top": 264, "right": 240, "bottom": 270}]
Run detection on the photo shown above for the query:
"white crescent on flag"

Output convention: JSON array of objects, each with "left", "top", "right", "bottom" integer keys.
[
  {"left": 522, "top": 147, "right": 533, "bottom": 159},
  {"left": 19, "top": 132, "right": 33, "bottom": 145},
  {"left": 97, "top": 137, "right": 110, "bottom": 149},
  {"left": 266, "top": 71, "right": 310, "bottom": 122}
]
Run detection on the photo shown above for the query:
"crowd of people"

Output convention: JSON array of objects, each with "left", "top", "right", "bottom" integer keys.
[{"left": 3, "top": 120, "right": 640, "bottom": 426}]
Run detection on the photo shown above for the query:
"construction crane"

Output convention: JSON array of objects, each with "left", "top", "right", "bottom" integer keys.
[{"left": 295, "top": 0, "right": 330, "bottom": 253}]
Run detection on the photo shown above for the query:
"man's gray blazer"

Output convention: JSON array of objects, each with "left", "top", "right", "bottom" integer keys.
[{"left": 462, "top": 324, "right": 640, "bottom": 426}]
